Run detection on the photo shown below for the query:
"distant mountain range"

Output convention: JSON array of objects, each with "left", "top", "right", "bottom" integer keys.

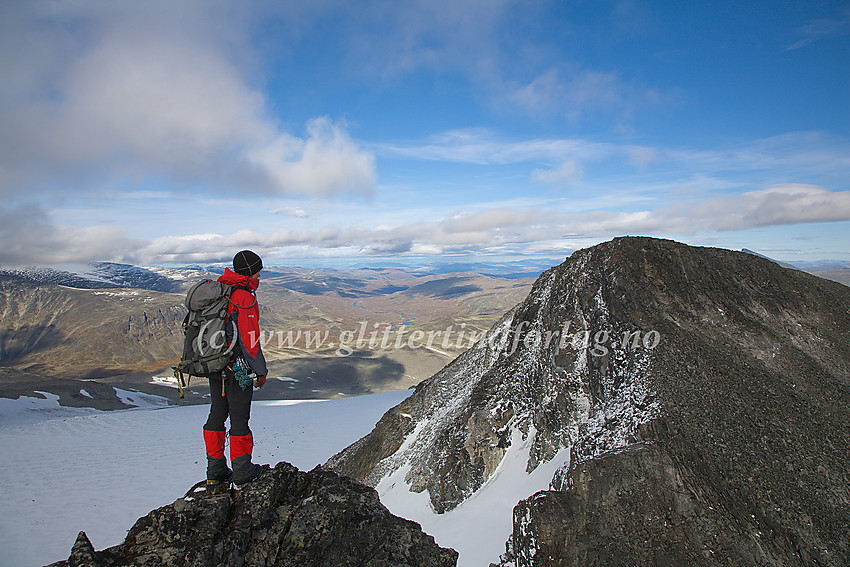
[
  {"left": 0, "top": 249, "right": 846, "bottom": 403},
  {"left": 2, "top": 251, "right": 846, "bottom": 293},
  {"left": 0, "top": 262, "right": 186, "bottom": 292},
  {"left": 0, "top": 261, "right": 537, "bottom": 405}
]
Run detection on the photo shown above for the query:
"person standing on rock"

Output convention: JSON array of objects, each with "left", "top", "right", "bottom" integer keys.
[{"left": 203, "top": 250, "right": 268, "bottom": 489}]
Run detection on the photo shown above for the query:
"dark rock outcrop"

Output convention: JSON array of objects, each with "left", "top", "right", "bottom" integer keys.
[
  {"left": 501, "top": 420, "right": 823, "bottom": 566},
  {"left": 48, "top": 462, "right": 457, "bottom": 567}
]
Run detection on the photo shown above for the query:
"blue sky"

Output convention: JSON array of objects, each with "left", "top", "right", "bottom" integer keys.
[{"left": 1, "top": 0, "right": 848, "bottom": 268}]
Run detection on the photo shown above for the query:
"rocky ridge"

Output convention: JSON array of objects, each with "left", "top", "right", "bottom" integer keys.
[
  {"left": 49, "top": 462, "right": 457, "bottom": 567},
  {"left": 325, "top": 238, "right": 666, "bottom": 515},
  {"left": 326, "top": 237, "right": 850, "bottom": 566}
]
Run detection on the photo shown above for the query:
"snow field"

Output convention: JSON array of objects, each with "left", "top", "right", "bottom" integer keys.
[
  {"left": 0, "top": 392, "right": 104, "bottom": 427},
  {"left": 0, "top": 389, "right": 411, "bottom": 567}
]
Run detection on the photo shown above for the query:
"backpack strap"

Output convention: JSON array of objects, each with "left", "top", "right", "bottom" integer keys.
[{"left": 227, "top": 285, "right": 257, "bottom": 310}]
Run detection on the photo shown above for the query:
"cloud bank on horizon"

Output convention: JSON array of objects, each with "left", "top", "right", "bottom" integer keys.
[{"left": 1, "top": 0, "right": 848, "bottom": 267}]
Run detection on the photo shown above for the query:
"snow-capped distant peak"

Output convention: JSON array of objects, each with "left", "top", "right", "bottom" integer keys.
[{"left": 0, "top": 262, "right": 183, "bottom": 292}]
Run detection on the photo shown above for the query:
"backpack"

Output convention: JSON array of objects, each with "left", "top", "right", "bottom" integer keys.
[{"left": 173, "top": 279, "right": 255, "bottom": 397}]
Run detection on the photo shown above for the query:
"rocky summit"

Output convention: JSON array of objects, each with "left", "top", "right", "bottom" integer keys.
[
  {"left": 326, "top": 237, "right": 850, "bottom": 566},
  {"left": 48, "top": 462, "right": 457, "bottom": 567}
]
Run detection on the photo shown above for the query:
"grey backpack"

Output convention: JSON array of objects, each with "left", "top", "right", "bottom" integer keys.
[{"left": 173, "top": 279, "right": 254, "bottom": 396}]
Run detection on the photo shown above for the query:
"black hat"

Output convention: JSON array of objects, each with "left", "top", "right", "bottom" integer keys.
[{"left": 233, "top": 250, "right": 263, "bottom": 277}]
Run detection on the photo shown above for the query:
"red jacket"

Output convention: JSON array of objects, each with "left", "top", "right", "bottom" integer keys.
[{"left": 218, "top": 268, "right": 268, "bottom": 376}]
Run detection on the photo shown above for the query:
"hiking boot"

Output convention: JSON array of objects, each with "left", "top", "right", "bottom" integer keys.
[
  {"left": 205, "top": 477, "right": 232, "bottom": 494},
  {"left": 231, "top": 454, "right": 262, "bottom": 488},
  {"left": 206, "top": 455, "right": 231, "bottom": 479},
  {"left": 206, "top": 456, "right": 232, "bottom": 494}
]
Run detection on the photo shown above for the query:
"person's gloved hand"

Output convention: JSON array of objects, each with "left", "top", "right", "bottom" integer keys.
[{"left": 256, "top": 375, "right": 267, "bottom": 388}]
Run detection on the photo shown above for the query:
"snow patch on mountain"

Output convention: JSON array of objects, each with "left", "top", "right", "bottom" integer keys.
[
  {"left": 364, "top": 312, "right": 515, "bottom": 490},
  {"left": 113, "top": 388, "right": 171, "bottom": 409},
  {"left": 377, "top": 424, "right": 570, "bottom": 567}
]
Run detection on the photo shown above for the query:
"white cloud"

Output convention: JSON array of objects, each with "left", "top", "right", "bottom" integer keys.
[
  {"left": 344, "top": 0, "right": 511, "bottom": 78},
  {"left": 4, "top": 184, "right": 850, "bottom": 266},
  {"left": 379, "top": 129, "right": 850, "bottom": 201},
  {"left": 439, "top": 209, "right": 557, "bottom": 233},
  {"left": 506, "top": 67, "right": 627, "bottom": 118},
  {"left": 532, "top": 160, "right": 583, "bottom": 187},
  {"left": 787, "top": 7, "right": 850, "bottom": 50},
  {"left": 627, "top": 146, "right": 657, "bottom": 169},
  {"left": 270, "top": 206, "right": 310, "bottom": 218},
  {"left": 312, "top": 1, "right": 661, "bottom": 122},
  {"left": 410, "top": 244, "right": 444, "bottom": 255},
  {"left": 0, "top": 205, "right": 142, "bottom": 266},
  {"left": 246, "top": 118, "right": 376, "bottom": 197},
  {"left": 683, "top": 184, "right": 850, "bottom": 230},
  {"left": 0, "top": 1, "right": 375, "bottom": 198},
  {"left": 377, "top": 129, "right": 615, "bottom": 166}
]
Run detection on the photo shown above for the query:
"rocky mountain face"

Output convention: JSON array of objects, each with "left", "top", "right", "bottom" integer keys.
[
  {"left": 0, "top": 275, "right": 184, "bottom": 377},
  {"left": 326, "top": 237, "right": 850, "bottom": 566},
  {"left": 49, "top": 462, "right": 458, "bottom": 567}
]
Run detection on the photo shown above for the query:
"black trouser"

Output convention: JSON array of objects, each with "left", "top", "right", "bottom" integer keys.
[{"left": 204, "top": 368, "right": 253, "bottom": 437}]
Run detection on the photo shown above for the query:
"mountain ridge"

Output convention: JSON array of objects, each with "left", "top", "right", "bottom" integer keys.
[
  {"left": 0, "top": 262, "right": 185, "bottom": 292},
  {"left": 326, "top": 236, "right": 850, "bottom": 566}
]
